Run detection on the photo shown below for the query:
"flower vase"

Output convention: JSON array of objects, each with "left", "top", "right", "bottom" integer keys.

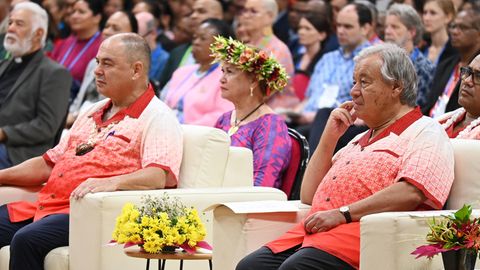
[{"left": 441, "top": 249, "right": 477, "bottom": 270}]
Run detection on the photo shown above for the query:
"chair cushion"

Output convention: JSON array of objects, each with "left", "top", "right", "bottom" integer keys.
[
  {"left": 281, "top": 136, "right": 300, "bottom": 198},
  {"left": 178, "top": 125, "right": 230, "bottom": 188},
  {"left": 45, "top": 247, "right": 69, "bottom": 270},
  {"left": 0, "top": 246, "right": 68, "bottom": 270},
  {"left": 446, "top": 139, "right": 480, "bottom": 209}
]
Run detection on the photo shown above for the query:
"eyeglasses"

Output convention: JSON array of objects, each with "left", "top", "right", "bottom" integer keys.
[
  {"left": 460, "top": 66, "right": 480, "bottom": 85},
  {"left": 449, "top": 23, "right": 477, "bottom": 32}
]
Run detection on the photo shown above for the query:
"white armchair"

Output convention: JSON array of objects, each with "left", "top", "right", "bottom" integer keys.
[
  {"left": 0, "top": 124, "right": 287, "bottom": 270},
  {"left": 211, "top": 139, "right": 480, "bottom": 270}
]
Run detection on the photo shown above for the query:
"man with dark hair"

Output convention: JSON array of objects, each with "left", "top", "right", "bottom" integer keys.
[
  {"left": 285, "top": 3, "right": 372, "bottom": 153},
  {"left": 0, "top": 33, "right": 183, "bottom": 270},
  {"left": 424, "top": 9, "right": 480, "bottom": 117}
]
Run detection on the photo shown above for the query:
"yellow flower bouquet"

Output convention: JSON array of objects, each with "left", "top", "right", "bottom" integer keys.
[{"left": 111, "top": 194, "right": 211, "bottom": 254}]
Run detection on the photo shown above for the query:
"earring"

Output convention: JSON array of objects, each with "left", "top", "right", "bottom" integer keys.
[{"left": 250, "top": 86, "right": 254, "bottom": 97}]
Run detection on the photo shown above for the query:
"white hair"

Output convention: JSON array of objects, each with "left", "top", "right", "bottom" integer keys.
[
  {"left": 355, "top": 43, "right": 418, "bottom": 106},
  {"left": 12, "top": 2, "right": 48, "bottom": 47},
  {"left": 261, "top": 0, "right": 278, "bottom": 18}
]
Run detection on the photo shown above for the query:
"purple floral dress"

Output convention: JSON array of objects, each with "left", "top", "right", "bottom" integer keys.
[{"left": 215, "top": 112, "right": 292, "bottom": 188}]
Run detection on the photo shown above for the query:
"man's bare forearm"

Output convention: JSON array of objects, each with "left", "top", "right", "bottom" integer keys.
[
  {"left": 348, "top": 181, "right": 426, "bottom": 222},
  {"left": 114, "top": 167, "right": 167, "bottom": 190},
  {"left": 0, "top": 157, "right": 52, "bottom": 186}
]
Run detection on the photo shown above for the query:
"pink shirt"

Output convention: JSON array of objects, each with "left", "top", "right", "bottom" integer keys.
[
  {"left": 51, "top": 33, "right": 102, "bottom": 84},
  {"left": 164, "top": 64, "right": 234, "bottom": 127},
  {"left": 253, "top": 34, "right": 299, "bottom": 109},
  {"left": 266, "top": 108, "right": 454, "bottom": 269},
  {"left": 7, "top": 87, "right": 183, "bottom": 222}
]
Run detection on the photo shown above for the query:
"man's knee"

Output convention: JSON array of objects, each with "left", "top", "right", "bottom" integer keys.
[
  {"left": 10, "top": 228, "right": 34, "bottom": 251},
  {"left": 236, "top": 255, "right": 256, "bottom": 270}
]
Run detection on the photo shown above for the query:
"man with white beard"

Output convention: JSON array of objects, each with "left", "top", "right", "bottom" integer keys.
[{"left": 0, "top": 2, "right": 71, "bottom": 169}]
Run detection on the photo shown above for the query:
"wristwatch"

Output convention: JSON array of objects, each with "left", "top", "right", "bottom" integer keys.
[{"left": 339, "top": 206, "right": 352, "bottom": 223}]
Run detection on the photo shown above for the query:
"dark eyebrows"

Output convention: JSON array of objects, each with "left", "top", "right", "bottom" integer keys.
[{"left": 97, "top": 56, "right": 115, "bottom": 65}]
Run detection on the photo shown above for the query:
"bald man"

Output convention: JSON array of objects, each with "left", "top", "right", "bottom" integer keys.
[
  {"left": 0, "top": 33, "right": 182, "bottom": 270},
  {"left": 190, "top": 0, "right": 223, "bottom": 30}
]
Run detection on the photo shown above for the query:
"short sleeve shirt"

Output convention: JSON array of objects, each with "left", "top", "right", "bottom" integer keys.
[
  {"left": 7, "top": 86, "right": 183, "bottom": 222},
  {"left": 266, "top": 108, "right": 454, "bottom": 269}
]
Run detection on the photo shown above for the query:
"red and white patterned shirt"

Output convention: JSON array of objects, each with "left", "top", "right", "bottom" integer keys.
[
  {"left": 266, "top": 108, "right": 454, "bottom": 269},
  {"left": 7, "top": 86, "right": 183, "bottom": 222}
]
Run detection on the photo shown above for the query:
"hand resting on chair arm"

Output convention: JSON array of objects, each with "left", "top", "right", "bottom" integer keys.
[
  {"left": 70, "top": 166, "right": 168, "bottom": 199},
  {"left": 304, "top": 180, "right": 426, "bottom": 234}
]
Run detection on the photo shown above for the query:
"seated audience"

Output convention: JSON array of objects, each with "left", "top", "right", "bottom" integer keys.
[
  {"left": 292, "top": 12, "right": 331, "bottom": 100},
  {"left": 421, "top": 0, "right": 456, "bottom": 66},
  {"left": 238, "top": 0, "right": 297, "bottom": 109},
  {"left": 103, "top": 0, "right": 131, "bottom": 18},
  {"left": 0, "top": 2, "right": 71, "bottom": 169},
  {"left": 287, "top": 3, "right": 372, "bottom": 152},
  {"left": 43, "top": 0, "right": 72, "bottom": 42},
  {"left": 423, "top": 10, "right": 480, "bottom": 116},
  {"left": 162, "top": 19, "right": 234, "bottom": 126},
  {"left": 356, "top": 0, "right": 383, "bottom": 45},
  {"left": 438, "top": 54, "right": 480, "bottom": 139},
  {"left": 50, "top": 0, "right": 103, "bottom": 104},
  {"left": 287, "top": 0, "right": 310, "bottom": 59},
  {"left": 0, "top": 33, "right": 183, "bottom": 270},
  {"left": 212, "top": 37, "right": 292, "bottom": 188},
  {"left": 236, "top": 43, "right": 455, "bottom": 270},
  {"left": 384, "top": 4, "right": 435, "bottom": 109},
  {"left": 158, "top": 0, "right": 223, "bottom": 89},
  {"left": 135, "top": 11, "right": 169, "bottom": 89},
  {"left": 67, "top": 10, "right": 138, "bottom": 128}
]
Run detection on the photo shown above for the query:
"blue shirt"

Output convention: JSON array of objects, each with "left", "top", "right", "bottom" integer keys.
[
  {"left": 150, "top": 43, "right": 169, "bottom": 82},
  {"left": 304, "top": 41, "right": 371, "bottom": 112},
  {"left": 411, "top": 48, "right": 435, "bottom": 109}
]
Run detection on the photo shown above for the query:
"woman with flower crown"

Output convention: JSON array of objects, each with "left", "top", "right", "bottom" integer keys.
[
  {"left": 211, "top": 36, "right": 292, "bottom": 188},
  {"left": 437, "top": 54, "right": 480, "bottom": 139}
]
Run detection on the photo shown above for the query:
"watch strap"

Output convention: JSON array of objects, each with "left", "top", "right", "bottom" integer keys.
[{"left": 340, "top": 207, "right": 352, "bottom": 223}]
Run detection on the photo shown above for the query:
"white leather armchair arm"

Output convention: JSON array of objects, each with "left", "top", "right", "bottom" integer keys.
[
  {"left": 211, "top": 200, "right": 311, "bottom": 269},
  {"left": 69, "top": 187, "right": 287, "bottom": 270},
  {"left": 360, "top": 210, "right": 480, "bottom": 270}
]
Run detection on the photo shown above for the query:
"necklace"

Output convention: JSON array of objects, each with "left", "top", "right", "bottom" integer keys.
[
  {"left": 443, "top": 108, "right": 480, "bottom": 139},
  {"left": 75, "top": 121, "right": 117, "bottom": 156},
  {"left": 441, "top": 108, "right": 465, "bottom": 130},
  {"left": 228, "top": 103, "right": 264, "bottom": 136}
]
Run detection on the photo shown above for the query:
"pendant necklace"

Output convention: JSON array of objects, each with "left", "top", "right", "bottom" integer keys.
[
  {"left": 228, "top": 103, "right": 264, "bottom": 136},
  {"left": 75, "top": 121, "right": 117, "bottom": 156}
]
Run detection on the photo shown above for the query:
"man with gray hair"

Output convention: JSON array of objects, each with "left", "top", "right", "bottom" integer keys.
[
  {"left": 0, "top": 2, "right": 71, "bottom": 169},
  {"left": 0, "top": 33, "right": 182, "bottom": 270},
  {"left": 385, "top": 3, "right": 435, "bottom": 110},
  {"left": 236, "top": 43, "right": 454, "bottom": 270}
]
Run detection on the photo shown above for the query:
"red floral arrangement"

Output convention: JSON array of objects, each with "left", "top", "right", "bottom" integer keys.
[
  {"left": 210, "top": 36, "right": 289, "bottom": 96},
  {"left": 411, "top": 205, "right": 480, "bottom": 259}
]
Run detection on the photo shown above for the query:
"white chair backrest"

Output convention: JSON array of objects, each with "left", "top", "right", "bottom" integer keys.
[
  {"left": 178, "top": 125, "right": 231, "bottom": 188},
  {"left": 446, "top": 139, "right": 480, "bottom": 210}
]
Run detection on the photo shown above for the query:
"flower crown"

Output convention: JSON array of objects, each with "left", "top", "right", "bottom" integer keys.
[{"left": 210, "top": 36, "right": 289, "bottom": 96}]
